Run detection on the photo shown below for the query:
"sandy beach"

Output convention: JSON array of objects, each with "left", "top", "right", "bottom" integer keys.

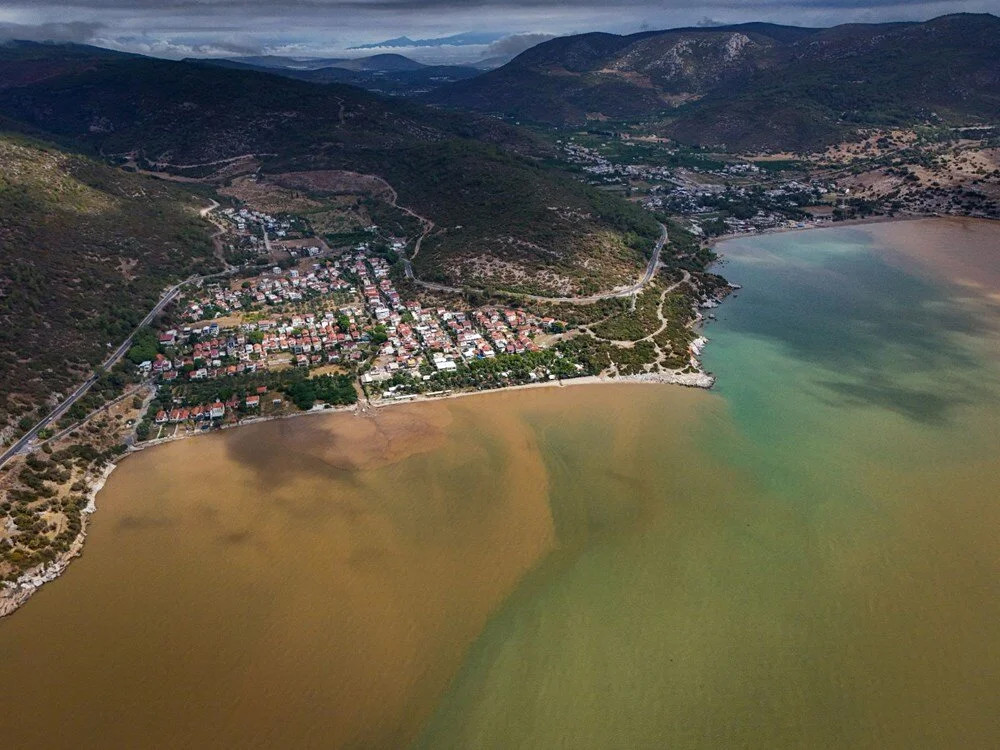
[{"left": 0, "top": 364, "right": 713, "bottom": 619}]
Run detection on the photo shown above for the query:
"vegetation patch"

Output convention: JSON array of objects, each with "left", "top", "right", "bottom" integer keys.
[
  {"left": 0, "top": 133, "right": 219, "bottom": 438},
  {"left": 591, "top": 286, "right": 662, "bottom": 341}
]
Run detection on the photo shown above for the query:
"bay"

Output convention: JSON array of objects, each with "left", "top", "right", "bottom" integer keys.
[{"left": 2, "top": 218, "right": 998, "bottom": 749}]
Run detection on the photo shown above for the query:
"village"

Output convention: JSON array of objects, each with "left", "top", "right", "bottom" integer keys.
[
  {"left": 558, "top": 136, "right": 852, "bottom": 237},
  {"left": 135, "top": 232, "right": 571, "bottom": 438}
]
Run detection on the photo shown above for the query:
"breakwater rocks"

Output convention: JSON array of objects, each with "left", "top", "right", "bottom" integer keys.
[{"left": 619, "top": 370, "right": 715, "bottom": 389}]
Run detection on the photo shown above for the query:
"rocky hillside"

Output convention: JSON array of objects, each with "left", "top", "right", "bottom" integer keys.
[{"left": 427, "top": 14, "right": 1000, "bottom": 151}]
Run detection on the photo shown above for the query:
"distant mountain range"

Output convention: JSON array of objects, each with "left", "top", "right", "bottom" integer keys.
[
  {"left": 349, "top": 32, "right": 508, "bottom": 50},
  {"left": 426, "top": 13, "right": 1000, "bottom": 151},
  {"left": 0, "top": 41, "right": 514, "bottom": 167},
  {"left": 198, "top": 53, "right": 480, "bottom": 96},
  {"left": 225, "top": 53, "right": 426, "bottom": 73}
]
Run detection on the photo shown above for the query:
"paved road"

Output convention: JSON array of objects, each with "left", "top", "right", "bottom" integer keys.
[
  {"left": 39, "top": 386, "right": 146, "bottom": 450},
  {"left": 0, "top": 203, "right": 666, "bottom": 468},
  {"left": 0, "top": 280, "right": 190, "bottom": 469},
  {"left": 0, "top": 200, "right": 245, "bottom": 469},
  {"left": 260, "top": 221, "right": 272, "bottom": 254},
  {"left": 405, "top": 222, "right": 668, "bottom": 305},
  {"left": 380, "top": 171, "right": 666, "bottom": 303}
]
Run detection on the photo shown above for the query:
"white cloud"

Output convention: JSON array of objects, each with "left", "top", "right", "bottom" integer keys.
[{"left": 484, "top": 32, "right": 555, "bottom": 58}]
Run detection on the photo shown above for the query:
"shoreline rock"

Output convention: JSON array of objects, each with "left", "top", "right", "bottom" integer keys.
[
  {"left": 616, "top": 370, "right": 715, "bottom": 389},
  {"left": 0, "top": 462, "right": 116, "bottom": 619}
]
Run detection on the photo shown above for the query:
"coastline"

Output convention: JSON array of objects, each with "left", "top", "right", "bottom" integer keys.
[
  {"left": 0, "top": 367, "right": 713, "bottom": 619},
  {"left": 0, "top": 462, "right": 116, "bottom": 618},
  {"left": 706, "top": 213, "right": 930, "bottom": 250},
  {"left": 1, "top": 204, "right": 725, "bottom": 621},
  {"left": 137, "top": 366, "right": 715, "bottom": 450},
  {"left": 369, "top": 367, "right": 716, "bottom": 407},
  {"left": 11, "top": 212, "right": 967, "bottom": 619}
]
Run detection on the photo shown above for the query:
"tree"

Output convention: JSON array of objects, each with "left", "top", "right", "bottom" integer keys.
[{"left": 286, "top": 381, "right": 316, "bottom": 410}]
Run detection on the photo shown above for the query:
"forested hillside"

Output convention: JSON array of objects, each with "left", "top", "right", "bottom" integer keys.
[
  {"left": 0, "top": 133, "right": 218, "bottom": 437},
  {"left": 0, "top": 43, "right": 660, "bottom": 294}
]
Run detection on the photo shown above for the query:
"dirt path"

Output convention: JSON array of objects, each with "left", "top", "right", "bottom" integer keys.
[
  {"left": 198, "top": 199, "right": 237, "bottom": 271},
  {"left": 582, "top": 271, "right": 693, "bottom": 347}
]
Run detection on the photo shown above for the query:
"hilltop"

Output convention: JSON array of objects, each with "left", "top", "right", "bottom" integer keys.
[
  {"left": 426, "top": 14, "right": 1000, "bottom": 151},
  {"left": 349, "top": 31, "right": 508, "bottom": 50}
]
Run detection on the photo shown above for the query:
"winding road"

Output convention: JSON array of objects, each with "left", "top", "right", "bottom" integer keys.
[
  {"left": 0, "top": 201, "right": 237, "bottom": 470},
  {"left": 1, "top": 191, "right": 668, "bottom": 468},
  {"left": 402, "top": 216, "right": 668, "bottom": 305}
]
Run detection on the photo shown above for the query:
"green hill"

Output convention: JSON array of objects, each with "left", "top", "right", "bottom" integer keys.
[
  {"left": 0, "top": 132, "right": 219, "bottom": 436},
  {"left": 0, "top": 44, "right": 660, "bottom": 296}
]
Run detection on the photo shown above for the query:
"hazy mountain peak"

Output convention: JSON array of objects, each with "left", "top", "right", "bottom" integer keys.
[{"left": 349, "top": 31, "right": 508, "bottom": 50}]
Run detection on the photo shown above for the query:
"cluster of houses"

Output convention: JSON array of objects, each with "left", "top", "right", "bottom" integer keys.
[
  {"left": 155, "top": 400, "right": 228, "bottom": 424},
  {"left": 183, "top": 265, "right": 352, "bottom": 321},
  {"left": 364, "top": 305, "right": 445, "bottom": 382},
  {"left": 219, "top": 206, "right": 294, "bottom": 239},
  {"left": 352, "top": 248, "right": 565, "bottom": 386},
  {"left": 153, "top": 389, "right": 275, "bottom": 426},
  {"left": 560, "top": 141, "right": 674, "bottom": 182},
  {"left": 163, "top": 245, "right": 566, "bottom": 392},
  {"left": 473, "top": 308, "right": 555, "bottom": 355},
  {"left": 644, "top": 177, "right": 835, "bottom": 236},
  {"left": 157, "top": 305, "right": 372, "bottom": 384},
  {"left": 559, "top": 138, "right": 837, "bottom": 237},
  {"left": 355, "top": 254, "right": 400, "bottom": 316},
  {"left": 365, "top": 301, "right": 560, "bottom": 385}
]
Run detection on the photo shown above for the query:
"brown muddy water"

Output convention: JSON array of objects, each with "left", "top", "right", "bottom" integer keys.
[{"left": 1, "top": 219, "right": 998, "bottom": 749}]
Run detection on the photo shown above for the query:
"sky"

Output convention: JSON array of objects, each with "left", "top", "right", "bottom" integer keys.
[{"left": 1, "top": 0, "right": 998, "bottom": 63}]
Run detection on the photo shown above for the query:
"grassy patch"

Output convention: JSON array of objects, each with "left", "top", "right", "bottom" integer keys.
[{"left": 591, "top": 286, "right": 661, "bottom": 341}]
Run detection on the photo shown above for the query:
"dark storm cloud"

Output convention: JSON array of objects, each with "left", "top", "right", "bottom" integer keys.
[
  {"left": 0, "top": 21, "right": 104, "bottom": 42},
  {"left": 17, "top": 0, "right": 998, "bottom": 8},
  {"left": 7, "top": 0, "right": 995, "bottom": 15},
  {"left": 2, "top": 0, "right": 997, "bottom": 58}
]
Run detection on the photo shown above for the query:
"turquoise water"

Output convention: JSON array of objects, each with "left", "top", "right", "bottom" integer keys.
[{"left": 416, "top": 222, "right": 1000, "bottom": 749}]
